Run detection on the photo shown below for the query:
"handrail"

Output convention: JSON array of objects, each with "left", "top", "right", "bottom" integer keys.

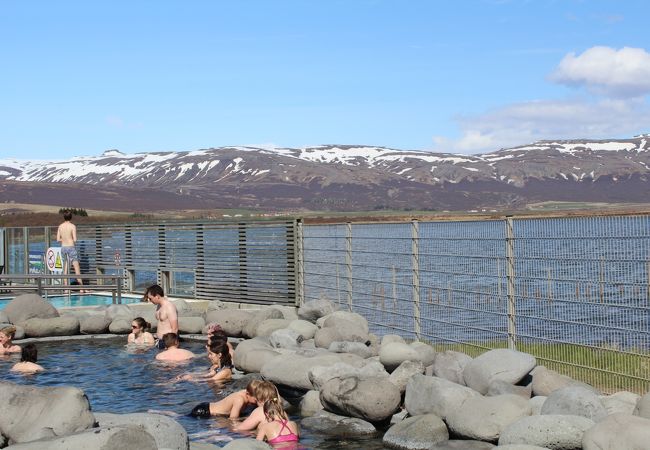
[{"left": 0, "top": 274, "right": 126, "bottom": 304}]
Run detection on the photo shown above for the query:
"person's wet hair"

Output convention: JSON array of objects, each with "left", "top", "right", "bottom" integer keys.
[
  {"left": 263, "top": 397, "right": 288, "bottom": 421},
  {"left": 0, "top": 326, "right": 16, "bottom": 338},
  {"left": 208, "top": 339, "right": 231, "bottom": 367},
  {"left": 21, "top": 343, "right": 38, "bottom": 363},
  {"left": 132, "top": 317, "right": 150, "bottom": 331},
  {"left": 147, "top": 284, "right": 164, "bottom": 298},
  {"left": 245, "top": 379, "right": 263, "bottom": 398},
  {"left": 162, "top": 333, "right": 179, "bottom": 348},
  {"left": 254, "top": 381, "right": 280, "bottom": 404},
  {"left": 63, "top": 210, "right": 72, "bottom": 221}
]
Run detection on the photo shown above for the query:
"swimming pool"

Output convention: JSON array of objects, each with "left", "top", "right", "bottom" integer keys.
[
  {"left": 0, "top": 294, "right": 144, "bottom": 310},
  {"left": 0, "top": 339, "right": 387, "bottom": 449}
]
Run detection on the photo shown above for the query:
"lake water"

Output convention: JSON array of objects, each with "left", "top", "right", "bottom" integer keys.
[{"left": 0, "top": 339, "right": 389, "bottom": 449}]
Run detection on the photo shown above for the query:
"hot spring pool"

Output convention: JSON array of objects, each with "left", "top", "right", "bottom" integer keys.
[
  {"left": 0, "top": 294, "right": 144, "bottom": 310},
  {"left": 0, "top": 339, "right": 388, "bottom": 449}
]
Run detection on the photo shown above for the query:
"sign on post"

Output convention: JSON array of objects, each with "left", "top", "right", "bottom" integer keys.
[
  {"left": 28, "top": 252, "right": 45, "bottom": 274},
  {"left": 46, "top": 247, "right": 64, "bottom": 274}
]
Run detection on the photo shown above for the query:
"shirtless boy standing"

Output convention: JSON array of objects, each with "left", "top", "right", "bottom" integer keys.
[
  {"left": 146, "top": 284, "right": 178, "bottom": 349},
  {"left": 56, "top": 210, "right": 83, "bottom": 287}
]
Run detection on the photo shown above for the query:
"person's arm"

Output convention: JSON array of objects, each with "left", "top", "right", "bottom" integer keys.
[
  {"left": 56, "top": 226, "right": 62, "bottom": 243},
  {"left": 127, "top": 333, "right": 135, "bottom": 343},
  {"left": 71, "top": 224, "right": 77, "bottom": 244},
  {"left": 211, "top": 368, "right": 232, "bottom": 384},
  {"left": 255, "top": 423, "right": 267, "bottom": 441},
  {"left": 168, "top": 304, "right": 178, "bottom": 334},
  {"left": 233, "top": 406, "right": 264, "bottom": 431}
]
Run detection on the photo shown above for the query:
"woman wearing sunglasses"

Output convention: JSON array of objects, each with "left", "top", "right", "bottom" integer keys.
[{"left": 128, "top": 317, "right": 155, "bottom": 346}]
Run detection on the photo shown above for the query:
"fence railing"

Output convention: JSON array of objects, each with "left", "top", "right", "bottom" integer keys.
[
  {"left": 300, "top": 215, "right": 650, "bottom": 394},
  {"left": 0, "top": 274, "right": 125, "bottom": 303}
]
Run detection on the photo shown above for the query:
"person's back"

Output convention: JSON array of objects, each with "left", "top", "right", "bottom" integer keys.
[
  {"left": 57, "top": 220, "right": 76, "bottom": 247},
  {"left": 190, "top": 380, "right": 261, "bottom": 419},
  {"left": 256, "top": 397, "right": 299, "bottom": 444},
  {"left": 155, "top": 333, "right": 195, "bottom": 361},
  {"left": 11, "top": 344, "right": 44, "bottom": 373}
]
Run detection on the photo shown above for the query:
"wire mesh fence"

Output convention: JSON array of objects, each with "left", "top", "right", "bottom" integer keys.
[{"left": 301, "top": 215, "right": 650, "bottom": 394}]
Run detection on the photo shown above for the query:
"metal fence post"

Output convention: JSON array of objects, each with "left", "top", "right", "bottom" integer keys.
[
  {"left": 412, "top": 220, "right": 421, "bottom": 341},
  {"left": 505, "top": 216, "right": 517, "bottom": 350},
  {"left": 346, "top": 222, "right": 353, "bottom": 312},
  {"left": 294, "top": 219, "right": 305, "bottom": 307}
]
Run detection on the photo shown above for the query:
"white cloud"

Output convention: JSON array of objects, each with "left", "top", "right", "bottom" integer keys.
[
  {"left": 549, "top": 46, "right": 650, "bottom": 97},
  {"left": 433, "top": 98, "right": 650, "bottom": 154}
]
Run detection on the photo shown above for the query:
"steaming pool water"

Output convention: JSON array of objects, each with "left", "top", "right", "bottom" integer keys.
[{"left": 0, "top": 338, "right": 389, "bottom": 449}]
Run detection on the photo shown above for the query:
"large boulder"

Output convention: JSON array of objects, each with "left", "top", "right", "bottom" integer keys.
[
  {"left": 0, "top": 311, "right": 8, "bottom": 324},
  {"left": 255, "top": 319, "right": 292, "bottom": 337},
  {"left": 261, "top": 352, "right": 344, "bottom": 390},
  {"left": 0, "top": 382, "right": 95, "bottom": 445},
  {"left": 309, "top": 360, "right": 389, "bottom": 391},
  {"left": 79, "top": 315, "right": 112, "bottom": 334},
  {"left": 445, "top": 394, "right": 531, "bottom": 442},
  {"left": 233, "top": 338, "right": 280, "bottom": 373},
  {"left": 409, "top": 341, "right": 436, "bottom": 367},
  {"left": 431, "top": 350, "right": 472, "bottom": 385},
  {"left": 108, "top": 317, "right": 132, "bottom": 334},
  {"left": 530, "top": 366, "right": 596, "bottom": 397},
  {"left": 599, "top": 391, "right": 639, "bottom": 415},
  {"left": 243, "top": 308, "right": 284, "bottom": 338},
  {"left": 463, "top": 349, "right": 536, "bottom": 395},
  {"left": 540, "top": 386, "right": 607, "bottom": 421},
  {"left": 269, "top": 328, "right": 303, "bottom": 349},
  {"left": 298, "top": 390, "right": 324, "bottom": 417},
  {"left": 178, "top": 316, "right": 205, "bottom": 334},
  {"left": 205, "top": 309, "right": 253, "bottom": 337},
  {"left": 22, "top": 316, "right": 80, "bottom": 337},
  {"left": 221, "top": 438, "right": 272, "bottom": 449},
  {"left": 297, "top": 299, "right": 338, "bottom": 323},
  {"left": 104, "top": 304, "right": 134, "bottom": 321},
  {"left": 287, "top": 319, "right": 318, "bottom": 340},
  {"left": 382, "top": 414, "right": 449, "bottom": 450},
  {"left": 320, "top": 376, "right": 401, "bottom": 422},
  {"left": 4, "top": 425, "right": 157, "bottom": 450},
  {"left": 300, "top": 410, "right": 376, "bottom": 437},
  {"left": 388, "top": 360, "right": 425, "bottom": 393},
  {"left": 404, "top": 374, "right": 480, "bottom": 420},
  {"left": 498, "top": 415, "right": 595, "bottom": 450},
  {"left": 94, "top": 412, "right": 188, "bottom": 450},
  {"left": 634, "top": 391, "right": 650, "bottom": 419},
  {"left": 314, "top": 320, "right": 370, "bottom": 349},
  {"left": 430, "top": 441, "right": 495, "bottom": 449},
  {"left": 4, "top": 294, "right": 59, "bottom": 324},
  {"left": 329, "top": 341, "right": 375, "bottom": 358},
  {"left": 379, "top": 342, "right": 424, "bottom": 372},
  {"left": 319, "top": 311, "right": 369, "bottom": 334},
  {"left": 582, "top": 413, "right": 650, "bottom": 450}
]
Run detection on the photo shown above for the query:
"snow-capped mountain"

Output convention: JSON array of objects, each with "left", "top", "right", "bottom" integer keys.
[{"left": 1, "top": 136, "right": 649, "bottom": 211}]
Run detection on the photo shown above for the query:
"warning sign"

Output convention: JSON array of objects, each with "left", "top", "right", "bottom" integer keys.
[{"left": 46, "top": 247, "right": 64, "bottom": 274}]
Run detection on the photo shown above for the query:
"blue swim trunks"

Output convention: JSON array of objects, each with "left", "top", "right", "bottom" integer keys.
[{"left": 61, "top": 246, "right": 79, "bottom": 264}]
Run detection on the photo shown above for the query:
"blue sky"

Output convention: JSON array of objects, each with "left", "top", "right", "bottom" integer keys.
[{"left": 2, "top": 0, "right": 650, "bottom": 159}]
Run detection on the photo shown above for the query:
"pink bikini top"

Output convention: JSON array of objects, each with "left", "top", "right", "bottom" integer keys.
[{"left": 268, "top": 419, "right": 299, "bottom": 444}]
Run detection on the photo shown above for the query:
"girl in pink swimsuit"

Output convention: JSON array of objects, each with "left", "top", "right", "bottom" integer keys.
[{"left": 256, "top": 393, "right": 299, "bottom": 446}]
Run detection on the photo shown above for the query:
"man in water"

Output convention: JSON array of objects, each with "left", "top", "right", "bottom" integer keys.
[
  {"left": 146, "top": 284, "right": 178, "bottom": 349},
  {"left": 56, "top": 210, "right": 84, "bottom": 288}
]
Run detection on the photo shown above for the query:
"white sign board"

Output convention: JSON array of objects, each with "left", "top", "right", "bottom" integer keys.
[{"left": 46, "top": 247, "right": 64, "bottom": 274}]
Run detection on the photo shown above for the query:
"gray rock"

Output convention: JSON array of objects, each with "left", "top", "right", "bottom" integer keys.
[
  {"left": 381, "top": 334, "right": 406, "bottom": 346},
  {"left": 314, "top": 320, "right": 369, "bottom": 348},
  {"left": 221, "top": 438, "right": 272, "bottom": 449},
  {"left": 109, "top": 317, "right": 132, "bottom": 334},
  {"left": 171, "top": 298, "right": 194, "bottom": 316},
  {"left": 269, "top": 328, "right": 303, "bottom": 349},
  {"left": 320, "top": 311, "right": 369, "bottom": 334},
  {"left": 298, "top": 390, "right": 324, "bottom": 417},
  {"left": 261, "top": 353, "right": 343, "bottom": 390},
  {"left": 22, "top": 316, "right": 80, "bottom": 337},
  {"left": 206, "top": 300, "right": 227, "bottom": 312},
  {"left": 204, "top": 309, "right": 253, "bottom": 337},
  {"left": 498, "top": 415, "right": 595, "bottom": 450},
  {"left": 190, "top": 442, "right": 222, "bottom": 450},
  {"left": 255, "top": 318, "right": 291, "bottom": 337},
  {"left": 409, "top": 341, "right": 436, "bottom": 366},
  {"left": 487, "top": 379, "right": 532, "bottom": 399},
  {"left": 540, "top": 386, "right": 607, "bottom": 421},
  {"left": 530, "top": 366, "right": 596, "bottom": 397},
  {"left": 287, "top": 319, "right": 318, "bottom": 340},
  {"left": 495, "top": 446, "right": 549, "bottom": 450},
  {"left": 94, "top": 412, "right": 188, "bottom": 450},
  {"left": 105, "top": 304, "right": 134, "bottom": 321},
  {"left": 463, "top": 349, "right": 536, "bottom": 395},
  {"left": 297, "top": 299, "right": 338, "bottom": 323},
  {"left": 382, "top": 414, "right": 448, "bottom": 450},
  {"left": 233, "top": 338, "right": 279, "bottom": 373},
  {"left": 79, "top": 315, "right": 112, "bottom": 334},
  {"left": 0, "top": 311, "right": 8, "bottom": 323},
  {"left": 388, "top": 360, "right": 425, "bottom": 393},
  {"left": 320, "top": 376, "right": 401, "bottom": 422},
  {"left": 430, "top": 440, "right": 496, "bottom": 449},
  {"left": 404, "top": 374, "right": 480, "bottom": 420},
  {"left": 431, "top": 350, "right": 472, "bottom": 385},
  {"left": 329, "top": 341, "right": 375, "bottom": 358},
  {"left": 12, "top": 325, "right": 24, "bottom": 340},
  {"left": 529, "top": 396, "right": 547, "bottom": 415},
  {"left": 309, "top": 361, "right": 389, "bottom": 391},
  {"left": 178, "top": 316, "right": 205, "bottom": 334},
  {"left": 0, "top": 381, "right": 95, "bottom": 445},
  {"left": 582, "top": 413, "right": 650, "bottom": 450},
  {"left": 634, "top": 391, "right": 650, "bottom": 418},
  {"left": 380, "top": 342, "right": 423, "bottom": 372},
  {"left": 599, "top": 391, "right": 639, "bottom": 415},
  {"left": 243, "top": 308, "right": 284, "bottom": 338},
  {"left": 4, "top": 293, "right": 59, "bottom": 324},
  {"left": 4, "top": 425, "right": 157, "bottom": 450},
  {"left": 300, "top": 410, "right": 376, "bottom": 436},
  {"left": 446, "top": 394, "right": 531, "bottom": 442}
]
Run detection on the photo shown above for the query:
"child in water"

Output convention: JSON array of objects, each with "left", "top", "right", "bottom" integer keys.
[
  {"left": 190, "top": 379, "right": 262, "bottom": 419},
  {"left": 11, "top": 343, "right": 44, "bottom": 373},
  {"left": 233, "top": 381, "right": 284, "bottom": 432},
  {"left": 256, "top": 396, "right": 300, "bottom": 445}
]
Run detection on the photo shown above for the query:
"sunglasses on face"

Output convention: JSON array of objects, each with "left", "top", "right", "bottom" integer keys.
[{"left": 131, "top": 325, "right": 139, "bottom": 329}]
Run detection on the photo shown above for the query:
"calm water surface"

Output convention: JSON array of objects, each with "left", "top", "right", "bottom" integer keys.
[{"left": 0, "top": 339, "right": 388, "bottom": 449}]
